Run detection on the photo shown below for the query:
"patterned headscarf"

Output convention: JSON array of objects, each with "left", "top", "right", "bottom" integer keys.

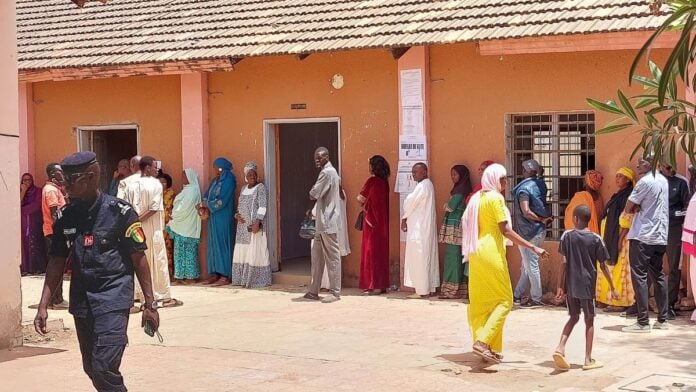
[
  {"left": 616, "top": 167, "right": 635, "bottom": 184},
  {"left": 585, "top": 170, "right": 604, "bottom": 191},
  {"left": 244, "top": 161, "right": 258, "bottom": 176}
]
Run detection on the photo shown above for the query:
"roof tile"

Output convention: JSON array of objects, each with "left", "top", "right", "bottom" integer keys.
[{"left": 17, "top": 0, "right": 671, "bottom": 70}]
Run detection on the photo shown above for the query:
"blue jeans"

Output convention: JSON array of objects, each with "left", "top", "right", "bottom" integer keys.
[{"left": 514, "top": 230, "right": 545, "bottom": 302}]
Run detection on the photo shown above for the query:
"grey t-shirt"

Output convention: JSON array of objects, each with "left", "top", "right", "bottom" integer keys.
[{"left": 627, "top": 172, "right": 669, "bottom": 245}]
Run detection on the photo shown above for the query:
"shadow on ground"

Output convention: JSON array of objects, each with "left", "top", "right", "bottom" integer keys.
[
  {"left": 438, "top": 352, "right": 499, "bottom": 374},
  {"left": 0, "top": 346, "right": 65, "bottom": 364}
]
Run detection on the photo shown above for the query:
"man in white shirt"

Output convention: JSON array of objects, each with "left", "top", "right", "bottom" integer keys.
[
  {"left": 401, "top": 162, "right": 439, "bottom": 298},
  {"left": 622, "top": 156, "right": 669, "bottom": 333},
  {"left": 116, "top": 155, "right": 141, "bottom": 201},
  {"left": 129, "top": 156, "right": 176, "bottom": 308}
]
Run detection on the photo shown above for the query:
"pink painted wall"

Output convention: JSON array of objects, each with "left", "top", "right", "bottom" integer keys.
[
  {"left": 180, "top": 73, "right": 210, "bottom": 182},
  {"left": 397, "top": 46, "right": 432, "bottom": 290},
  {"left": 0, "top": 0, "right": 23, "bottom": 349},
  {"left": 18, "top": 82, "right": 34, "bottom": 175},
  {"left": 180, "top": 72, "right": 210, "bottom": 277}
]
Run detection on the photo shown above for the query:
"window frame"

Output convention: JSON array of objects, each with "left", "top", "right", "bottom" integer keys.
[{"left": 505, "top": 111, "right": 596, "bottom": 240}]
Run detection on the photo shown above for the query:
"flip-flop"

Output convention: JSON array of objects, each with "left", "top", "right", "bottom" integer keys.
[
  {"left": 161, "top": 298, "right": 184, "bottom": 308},
  {"left": 407, "top": 293, "right": 424, "bottom": 299},
  {"left": 582, "top": 359, "right": 603, "bottom": 371},
  {"left": 552, "top": 352, "right": 571, "bottom": 370}
]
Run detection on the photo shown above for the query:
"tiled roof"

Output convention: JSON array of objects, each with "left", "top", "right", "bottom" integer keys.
[{"left": 17, "top": 0, "right": 670, "bottom": 70}]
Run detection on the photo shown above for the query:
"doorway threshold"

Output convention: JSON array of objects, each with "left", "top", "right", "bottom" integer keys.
[{"left": 272, "top": 257, "right": 311, "bottom": 286}]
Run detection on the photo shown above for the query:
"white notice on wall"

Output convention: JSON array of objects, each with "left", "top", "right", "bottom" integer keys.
[
  {"left": 400, "top": 69, "right": 423, "bottom": 107},
  {"left": 402, "top": 106, "right": 424, "bottom": 135},
  {"left": 399, "top": 134, "right": 427, "bottom": 161},
  {"left": 394, "top": 160, "right": 423, "bottom": 194}
]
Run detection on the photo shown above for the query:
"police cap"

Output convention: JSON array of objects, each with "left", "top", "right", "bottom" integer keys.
[{"left": 60, "top": 151, "right": 98, "bottom": 174}]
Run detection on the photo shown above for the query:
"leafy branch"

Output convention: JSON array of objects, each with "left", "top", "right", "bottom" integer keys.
[{"left": 588, "top": 0, "right": 696, "bottom": 168}]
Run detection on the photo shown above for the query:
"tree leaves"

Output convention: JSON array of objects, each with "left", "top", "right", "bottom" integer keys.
[{"left": 590, "top": 1, "right": 696, "bottom": 171}]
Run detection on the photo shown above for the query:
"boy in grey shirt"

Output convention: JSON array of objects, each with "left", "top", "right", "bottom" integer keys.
[{"left": 553, "top": 205, "right": 617, "bottom": 371}]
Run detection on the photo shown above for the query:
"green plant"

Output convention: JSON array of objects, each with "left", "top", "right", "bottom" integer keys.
[{"left": 587, "top": 0, "right": 696, "bottom": 167}]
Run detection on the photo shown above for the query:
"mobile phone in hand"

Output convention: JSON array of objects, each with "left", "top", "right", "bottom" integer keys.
[{"left": 144, "top": 320, "right": 163, "bottom": 343}]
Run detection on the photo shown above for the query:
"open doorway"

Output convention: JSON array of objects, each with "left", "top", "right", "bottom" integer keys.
[
  {"left": 77, "top": 125, "right": 139, "bottom": 192},
  {"left": 263, "top": 118, "right": 340, "bottom": 275}
]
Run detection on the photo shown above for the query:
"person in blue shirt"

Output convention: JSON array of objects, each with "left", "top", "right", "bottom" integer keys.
[
  {"left": 512, "top": 159, "right": 552, "bottom": 308},
  {"left": 34, "top": 151, "right": 160, "bottom": 392}
]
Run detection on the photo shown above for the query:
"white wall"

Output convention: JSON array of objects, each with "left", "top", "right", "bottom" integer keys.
[{"left": 0, "top": 0, "right": 23, "bottom": 349}]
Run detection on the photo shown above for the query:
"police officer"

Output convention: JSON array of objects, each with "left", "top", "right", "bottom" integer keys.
[{"left": 34, "top": 151, "right": 160, "bottom": 392}]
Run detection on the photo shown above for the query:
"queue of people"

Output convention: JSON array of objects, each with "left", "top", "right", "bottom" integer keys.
[
  {"left": 22, "top": 152, "right": 696, "bottom": 315},
  {"left": 22, "top": 148, "right": 696, "bottom": 379}
]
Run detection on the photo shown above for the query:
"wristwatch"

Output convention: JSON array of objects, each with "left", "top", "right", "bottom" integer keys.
[{"left": 141, "top": 300, "right": 158, "bottom": 311}]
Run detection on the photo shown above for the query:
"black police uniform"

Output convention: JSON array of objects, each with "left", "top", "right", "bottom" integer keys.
[{"left": 49, "top": 192, "right": 146, "bottom": 392}]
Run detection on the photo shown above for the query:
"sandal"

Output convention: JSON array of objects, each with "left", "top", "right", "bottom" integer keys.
[
  {"left": 161, "top": 298, "right": 184, "bottom": 308},
  {"left": 472, "top": 343, "right": 501, "bottom": 364},
  {"left": 582, "top": 359, "right": 603, "bottom": 371},
  {"left": 552, "top": 352, "right": 570, "bottom": 370}
]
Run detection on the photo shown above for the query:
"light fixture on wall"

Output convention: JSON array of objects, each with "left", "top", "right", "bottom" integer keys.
[{"left": 331, "top": 74, "right": 344, "bottom": 90}]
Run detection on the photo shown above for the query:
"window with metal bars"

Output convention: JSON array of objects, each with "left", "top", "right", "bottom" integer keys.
[{"left": 505, "top": 112, "right": 596, "bottom": 240}]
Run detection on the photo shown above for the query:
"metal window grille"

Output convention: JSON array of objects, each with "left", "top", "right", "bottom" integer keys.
[{"left": 505, "top": 112, "right": 596, "bottom": 240}]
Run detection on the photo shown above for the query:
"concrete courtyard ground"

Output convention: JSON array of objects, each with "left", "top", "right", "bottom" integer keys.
[{"left": 1, "top": 276, "right": 695, "bottom": 392}]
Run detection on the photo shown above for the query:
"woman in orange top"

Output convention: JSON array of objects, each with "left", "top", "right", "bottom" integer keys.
[{"left": 564, "top": 170, "right": 604, "bottom": 234}]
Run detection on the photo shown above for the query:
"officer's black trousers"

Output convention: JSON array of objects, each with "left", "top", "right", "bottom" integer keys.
[{"left": 74, "top": 310, "right": 129, "bottom": 392}]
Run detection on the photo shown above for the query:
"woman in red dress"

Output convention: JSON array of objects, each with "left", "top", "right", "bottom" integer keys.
[{"left": 357, "top": 155, "right": 391, "bottom": 295}]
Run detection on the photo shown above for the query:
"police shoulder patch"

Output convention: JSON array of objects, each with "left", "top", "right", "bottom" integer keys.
[
  {"left": 125, "top": 222, "right": 145, "bottom": 243},
  {"left": 116, "top": 202, "right": 132, "bottom": 215}
]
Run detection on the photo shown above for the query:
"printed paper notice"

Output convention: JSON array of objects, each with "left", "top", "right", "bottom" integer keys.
[
  {"left": 402, "top": 106, "right": 424, "bottom": 135},
  {"left": 399, "top": 134, "right": 427, "bottom": 161},
  {"left": 400, "top": 69, "right": 423, "bottom": 107},
  {"left": 394, "top": 160, "right": 424, "bottom": 194}
]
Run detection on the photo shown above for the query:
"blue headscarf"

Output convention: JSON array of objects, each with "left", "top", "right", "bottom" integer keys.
[{"left": 214, "top": 157, "right": 233, "bottom": 182}]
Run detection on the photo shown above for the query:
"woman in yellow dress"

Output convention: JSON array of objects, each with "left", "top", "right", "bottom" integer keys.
[
  {"left": 596, "top": 167, "right": 635, "bottom": 310},
  {"left": 461, "top": 164, "right": 548, "bottom": 363}
]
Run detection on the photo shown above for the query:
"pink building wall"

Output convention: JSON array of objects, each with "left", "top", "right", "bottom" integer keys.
[{"left": 0, "top": 1, "right": 23, "bottom": 349}]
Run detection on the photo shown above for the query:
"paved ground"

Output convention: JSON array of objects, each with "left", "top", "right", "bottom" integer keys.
[{"left": 1, "top": 276, "right": 695, "bottom": 391}]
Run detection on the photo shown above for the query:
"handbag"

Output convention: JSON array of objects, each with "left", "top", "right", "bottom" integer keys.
[
  {"left": 299, "top": 218, "right": 316, "bottom": 239},
  {"left": 355, "top": 211, "right": 364, "bottom": 231}
]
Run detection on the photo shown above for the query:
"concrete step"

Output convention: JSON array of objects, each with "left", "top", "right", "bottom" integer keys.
[{"left": 272, "top": 271, "right": 310, "bottom": 287}]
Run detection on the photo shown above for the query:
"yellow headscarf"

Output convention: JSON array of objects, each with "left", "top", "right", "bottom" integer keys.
[{"left": 616, "top": 166, "right": 636, "bottom": 184}]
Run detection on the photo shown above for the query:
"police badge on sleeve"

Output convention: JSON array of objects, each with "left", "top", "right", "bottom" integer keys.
[{"left": 125, "top": 222, "right": 146, "bottom": 243}]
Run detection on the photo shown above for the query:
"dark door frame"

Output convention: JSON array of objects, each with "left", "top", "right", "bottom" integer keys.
[{"left": 263, "top": 117, "right": 341, "bottom": 272}]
